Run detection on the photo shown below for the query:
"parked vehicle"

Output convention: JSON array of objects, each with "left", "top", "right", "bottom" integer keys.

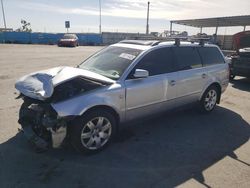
[
  {"left": 58, "top": 34, "right": 79, "bottom": 47},
  {"left": 15, "top": 40, "right": 229, "bottom": 153},
  {"left": 229, "top": 31, "right": 250, "bottom": 79}
]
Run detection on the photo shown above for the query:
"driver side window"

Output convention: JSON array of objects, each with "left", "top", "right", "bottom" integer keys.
[{"left": 127, "top": 47, "right": 176, "bottom": 79}]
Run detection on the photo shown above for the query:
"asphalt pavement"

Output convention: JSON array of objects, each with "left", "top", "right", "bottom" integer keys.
[{"left": 0, "top": 44, "right": 249, "bottom": 188}]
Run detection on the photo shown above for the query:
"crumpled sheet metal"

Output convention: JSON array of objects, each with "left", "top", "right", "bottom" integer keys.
[
  {"left": 15, "top": 73, "right": 53, "bottom": 100},
  {"left": 15, "top": 67, "right": 64, "bottom": 100}
]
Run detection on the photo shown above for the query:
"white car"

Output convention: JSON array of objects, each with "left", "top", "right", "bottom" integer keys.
[{"left": 15, "top": 40, "right": 229, "bottom": 153}]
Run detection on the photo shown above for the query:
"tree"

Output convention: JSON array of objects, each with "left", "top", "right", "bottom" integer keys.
[{"left": 16, "top": 19, "right": 32, "bottom": 32}]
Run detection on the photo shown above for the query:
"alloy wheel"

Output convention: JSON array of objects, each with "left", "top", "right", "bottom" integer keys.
[
  {"left": 80, "top": 117, "right": 112, "bottom": 150},
  {"left": 204, "top": 89, "right": 217, "bottom": 111}
]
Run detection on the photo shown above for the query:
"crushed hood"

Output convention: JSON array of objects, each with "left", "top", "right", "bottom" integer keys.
[{"left": 15, "top": 66, "right": 115, "bottom": 101}]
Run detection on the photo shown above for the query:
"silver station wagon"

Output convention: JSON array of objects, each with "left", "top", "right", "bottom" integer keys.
[{"left": 15, "top": 39, "right": 229, "bottom": 153}]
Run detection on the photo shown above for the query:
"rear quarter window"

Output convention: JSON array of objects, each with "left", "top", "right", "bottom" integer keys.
[{"left": 198, "top": 47, "right": 225, "bottom": 66}]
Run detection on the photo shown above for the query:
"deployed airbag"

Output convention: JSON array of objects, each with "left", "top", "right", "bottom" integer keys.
[{"left": 15, "top": 73, "right": 54, "bottom": 100}]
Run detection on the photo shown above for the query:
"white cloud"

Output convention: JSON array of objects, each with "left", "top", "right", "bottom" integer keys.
[
  {"left": 19, "top": 0, "right": 250, "bottom": 20},
  {"left": 14, "top": 0, "right": 250, "bottom": 34}
]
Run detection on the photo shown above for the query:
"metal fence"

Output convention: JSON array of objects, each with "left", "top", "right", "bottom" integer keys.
[
  {"left": 0, "top": 32, "right": 235, "bottom": 49},
  {"left": 0, "top": 32, "right": 102, "bottom": 45}
]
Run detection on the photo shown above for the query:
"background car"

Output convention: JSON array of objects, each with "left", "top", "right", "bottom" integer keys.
[
  {"left": 229, "top": 31, "right": 250, "bottom": 79},
  {"left": 58, "top": 33, "right": 79, "bottom": 47}
]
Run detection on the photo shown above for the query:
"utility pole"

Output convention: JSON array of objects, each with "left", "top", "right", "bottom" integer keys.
[
  {"left": 1, "top": 0, "right": 7, "bottom": 29},
  {"left": 99, "top": 0, "right": 102, "bottom": 34},
  {"left": 146, "top": 1, "right": 150, "bottom": 35}
]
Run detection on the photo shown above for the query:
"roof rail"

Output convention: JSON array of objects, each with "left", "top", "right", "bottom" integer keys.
[
  {"left": 119, "top": 40, "right": 161, "bottom": 46},
  {"left": 119, "top": 36, "right": 191, "bottom": 46}
]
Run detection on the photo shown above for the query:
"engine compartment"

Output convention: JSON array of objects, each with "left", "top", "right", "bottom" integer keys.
[{"left": 51, "top": 77, "right": 105, "bottom": 103}]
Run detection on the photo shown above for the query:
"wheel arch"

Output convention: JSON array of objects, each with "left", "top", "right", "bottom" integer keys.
[
  {"left": 200, "top": 82, "right": 222, "bottom": 104},
  {"left": 82, "top": 105, "right": 120, "bottom": 125}
]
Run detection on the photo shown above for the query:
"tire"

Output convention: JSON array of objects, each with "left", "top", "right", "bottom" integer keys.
[
  {"left": 199, "top": 86, "right": 219, "bottom": 113},
  {"left": 70, "top": 110, "right": 117, "bottom": 153}
]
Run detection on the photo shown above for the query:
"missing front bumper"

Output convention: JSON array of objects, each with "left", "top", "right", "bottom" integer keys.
[
  {"left": 19, "top": 118, "right": 67, "bottom": 152},
  {"left": 18, "top": 100, "right": 68, "bottom": 152}
]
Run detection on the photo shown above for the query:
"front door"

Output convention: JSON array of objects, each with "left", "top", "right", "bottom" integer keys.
[{"left": 125, "top": 47, "right": 178, "bottom": 121}]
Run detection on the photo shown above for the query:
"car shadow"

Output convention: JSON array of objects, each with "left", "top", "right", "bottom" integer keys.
[
  {"left": 230, "top": 77, "right": 250, "bottom": 92},
  {"left": 0, "top": 106, "right": 250, "bottom": 188}
]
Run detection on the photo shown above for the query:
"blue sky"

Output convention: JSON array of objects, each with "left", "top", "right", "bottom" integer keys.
[{"left": 1, "top": 0, "right": 250, "bottom": 35}]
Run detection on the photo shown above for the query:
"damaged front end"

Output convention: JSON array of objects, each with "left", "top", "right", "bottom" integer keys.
[
  {"left": 15, "top": 66, "right": 113, "bottom": 152},
  {"left": 18, "top": 96, "right": 68, "bottom": 152}
]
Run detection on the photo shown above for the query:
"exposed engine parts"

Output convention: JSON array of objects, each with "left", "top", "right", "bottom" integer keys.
[
  {"left": 16, "top": 75, "right": 108, "bottom": 152},
  {"left": 18, "top": 98, "right": 67, "bottom": 152}
]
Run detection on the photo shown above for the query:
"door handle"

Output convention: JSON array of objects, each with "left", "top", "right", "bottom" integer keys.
[
  {"left": 202, "top": 73, "right": 207, "bottom": 79},
  {"left": 169, "top": 80, "right": 176, "bottom": 86}
]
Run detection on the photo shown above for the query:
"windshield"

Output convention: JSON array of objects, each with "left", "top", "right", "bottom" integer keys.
[
  {"left": 63, "top": 34, "right": 77, "bottom": 39},
  {"left": 78, "top": 46, "right": 142, "bottom": 80}
]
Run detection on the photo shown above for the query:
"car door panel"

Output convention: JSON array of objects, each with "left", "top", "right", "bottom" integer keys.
[
  {"left": 175, "top": 68, "right": 207, "bottom": 105},
  {"left": 124, "top": 47, "right": 178, "bottom": 121},
  {"left": 173, "top": 47, "right": 207, "bottom": 106},
  {"left": 161, "top": 72, "right": 178, "bottom": 109},
  {"left": 125, "top": 75, "right": 165, "bottom": 121}
]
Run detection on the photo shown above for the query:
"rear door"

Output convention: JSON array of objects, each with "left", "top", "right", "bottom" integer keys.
[
  {"left": 198, "top": 46, "right": 229, "bottom": 89},
  {"left": 125, "top": 47, "right": 178, "bottom": 121},
  {"left": 173, "top": 46, "right": 207, "bottom": 105}
]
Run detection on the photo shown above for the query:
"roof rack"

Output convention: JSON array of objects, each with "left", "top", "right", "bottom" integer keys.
[
  {"left": 119, "top": 40, "right": 161, "bottom": 46},
  {"left": 189, "top": 37, "right": 210, "bottom": 46},
  {"left": 167, "top": 37, "right": 188, "bottom": 46},
  {"left": 119, "top": 37, "right": 209, "bottom": 47}
]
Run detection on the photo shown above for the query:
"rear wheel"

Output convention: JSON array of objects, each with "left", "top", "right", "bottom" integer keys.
[
  {"left": 70, "top": 110, "right": 117, "bottom": 153},
  {"left": 199, "top": 86, "right": 219, "bottom": 113}
]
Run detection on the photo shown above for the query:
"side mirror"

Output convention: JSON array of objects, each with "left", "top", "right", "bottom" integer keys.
[{"left": 133, "top": 69, "right": 149, "bottom": 78}]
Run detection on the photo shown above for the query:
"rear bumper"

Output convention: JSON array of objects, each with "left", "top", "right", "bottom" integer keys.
[
  {"left": 230, "top": 57, "right": 250, "bottom": 77},
  {"left": 58, "top": 41, "right": 77, "bottom": 47},
  {"left": 221, "top": 81, "right": 229, "bottom": 93},
  {"left": 230, "top": 66, "right": 250, "bottom": 77}
]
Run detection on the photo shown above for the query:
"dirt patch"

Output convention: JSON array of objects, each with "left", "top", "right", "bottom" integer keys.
[{"left": 0, "top": 75, "right": 10, "bottom": 80}]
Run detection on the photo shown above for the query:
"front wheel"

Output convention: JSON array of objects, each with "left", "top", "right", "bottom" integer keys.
[
  {"left": 70, "top": 110, "right": 117, "bottom": 153},
  {"left": 199, "top": 86, "right": 219, "bottom": 113}
]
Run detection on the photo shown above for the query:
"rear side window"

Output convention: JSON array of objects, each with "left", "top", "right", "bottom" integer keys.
[
  {"left": 130, "top": 47, "right": 176, "bottom": 77},
  {"left": 198, "top": 47, "right": 225, "bottom": 66},
  {"left": 173, "top": 47, "right": 202, "bottom": 70}
]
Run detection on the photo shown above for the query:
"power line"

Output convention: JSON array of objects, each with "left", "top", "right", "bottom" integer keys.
[
  {"left": 99, "top": 0, "right": 102, "bottom": 34},
  {"left": 146, "top": 1, "right": 150, "bottom": 35},
  {"left": 1, "top": 0, "right": 7, "bottom": 29}
]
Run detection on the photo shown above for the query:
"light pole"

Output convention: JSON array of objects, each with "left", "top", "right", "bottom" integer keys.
[
  {"left": 99, "top": 0, "right": 102, "bottom": 34},
  {"left": 146, "top": 1, "right": 150, "bottom": 35},
  {"left": 1, "top": 0, "right": 7, "bottom": 29}
]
